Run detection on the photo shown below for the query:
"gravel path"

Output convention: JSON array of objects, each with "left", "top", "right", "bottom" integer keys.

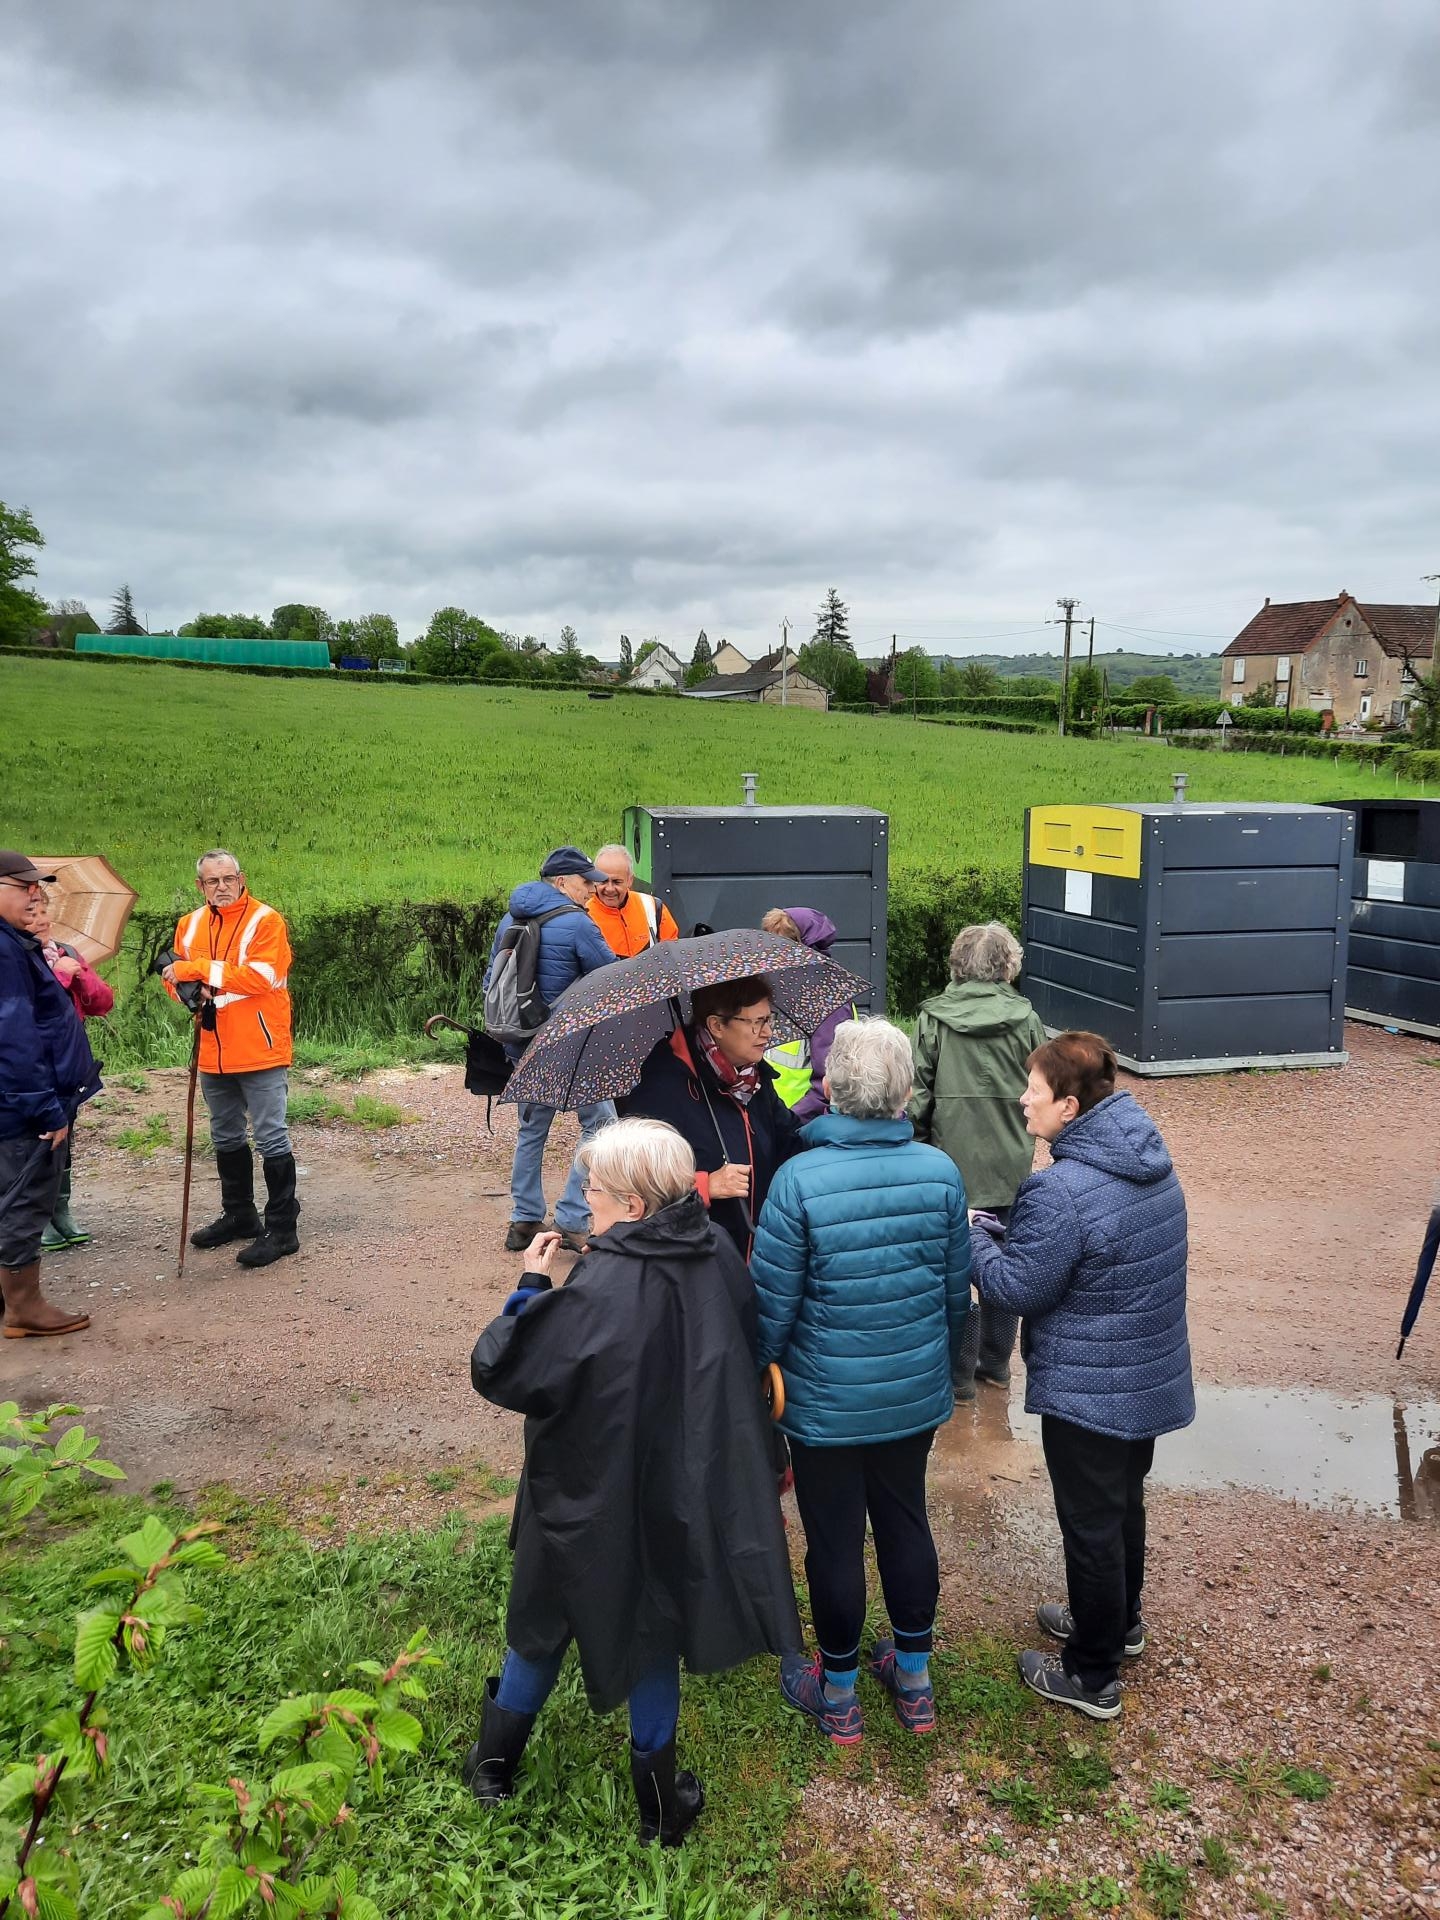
[{"left": 2, "top": 1021, "right": 1436, "bottom": 1916}]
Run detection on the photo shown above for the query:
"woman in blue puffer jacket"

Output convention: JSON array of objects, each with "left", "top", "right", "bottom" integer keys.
[
  {"left": 969, "top": 1030, "right": 1193, "bottom": 1725},
  {"left": 751, "top": 1018, "right": 971, "bottom": 1746}
]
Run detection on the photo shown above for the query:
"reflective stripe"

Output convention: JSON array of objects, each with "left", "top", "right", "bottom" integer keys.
[
  {"left": 178, "top": 906, "right": 206, "bottom": 957},
  {"left": 250, "top": 960, "right": 278, "bottom": 986},
  {"left": 765, "top": 1036, "right": 812, "bottom": 1110},
  {"left": 237, "top": 903, "right": 272, "bottom": 964},
  {"left": 641, "top": 894, "right": 660, "bottom": 941},
  {"left": 212, "top": 991, "right": 244, "bottom": 1010},
  {"left": 208, "top": 961, "right": 225, "bottom": 989}
]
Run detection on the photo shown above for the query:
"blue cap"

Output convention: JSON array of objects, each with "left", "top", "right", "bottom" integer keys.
[{"left": 542, "top": 845, "right": 606, "bottom": 883}]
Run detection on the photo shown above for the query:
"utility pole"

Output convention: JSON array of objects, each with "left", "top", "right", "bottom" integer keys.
[
  {"left": 1086, "top": 615, "right": 1095, "bottom": 666},
  {"left": 780, "top": 616, "right": 790, "bottom": 705},
  {"left": 889, "top": 632, "right": 897, "bottom": 710},
  {"left": 1056, "top": 597, "right": 1078, "bottom": 737}
]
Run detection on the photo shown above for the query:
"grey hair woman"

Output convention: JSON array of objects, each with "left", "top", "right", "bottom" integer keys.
[
  {"left": 751, "top": 1017, "right": 971, "bottom": 1744},
  {"left": 909, "top": 922, "right": 1047, "bottom": 1399},
  {"left": 467, "top": 1115, "right": 800, "bottom": 1843}
]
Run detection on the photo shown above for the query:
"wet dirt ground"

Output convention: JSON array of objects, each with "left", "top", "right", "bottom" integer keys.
[{"left": 3, "top": 1022, "right": 1438, "bottom": 1916}]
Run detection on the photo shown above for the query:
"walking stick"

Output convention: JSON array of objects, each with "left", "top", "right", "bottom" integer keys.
[{"left": 177, "top": 1014, "right": 201, "bottom": 1282}]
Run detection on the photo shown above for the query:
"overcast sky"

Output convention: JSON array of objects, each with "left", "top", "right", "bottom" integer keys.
[{"left": 5, "top": 1, "right": 1439, "bottom": 656}]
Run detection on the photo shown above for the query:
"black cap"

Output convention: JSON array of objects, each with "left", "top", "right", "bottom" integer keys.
[
  {"left": 541, "top": 845, "right": 606, "bottom": 883},
  {"left": 0, "top": 851, "right": 57, "bottom": 884}
]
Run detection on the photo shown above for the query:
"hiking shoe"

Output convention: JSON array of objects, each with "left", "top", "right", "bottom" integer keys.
[
  {"left": 780, "top": 1654, "right": 863, "bottom": 1746},
  {"left": 556, "top": 1229, "right": 590, "bottom": 1255},
  {"left": 504, "top": 1220, "right": 545, "bottom": 1253},
  {"left": 1037, "top": 1602, "right": 1146, "bottom": 1659},
  {"left": 975, "top": 1366, "right": 1011, "bottom": 1388},
  {"left": 1018, "top": 1650, "right": 1120, "bottom": 1721},
  {"left": 868, "top": 1639, "right": 936, "bottom": 1735}
]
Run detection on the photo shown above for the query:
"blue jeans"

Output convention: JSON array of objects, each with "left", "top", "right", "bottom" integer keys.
[
  {"left": 201, "top": 1067, "right": 291, "bottom": 1159},
  {"left": 510, "top": 1101, "right": 614, "bottom": 1231},
  {"left": 495, "top": 1645, "right": 680, "bottom": 1753}
]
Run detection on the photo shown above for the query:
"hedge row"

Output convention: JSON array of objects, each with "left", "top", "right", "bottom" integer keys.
[
  {"left": 919, "top": 715, "right": 1052, "bottom": 735},
  {"left": 833, "top": 694, "right": 1059, "bottom": 720},
  {"left": 1110, "top": 700, "right": 1325, "bottom": 732},
  {"left": 1166, "top": 729, "right": 1430, "bottom": 770},
  {"left": 0, "top": 646, "right": 681, "bottom": 698},
  {"left": 98, "top": 868, "right": 1029, "bottom": 1066}
]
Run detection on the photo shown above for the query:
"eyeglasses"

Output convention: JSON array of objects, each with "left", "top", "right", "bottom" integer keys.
[
  {"left": 725, "top": 1013, "right": 775, "bottom": 1034},
  {"left": 199, "top": 874, "right": 242, "bottom": 889},
  {"left": 0, "top": 878, "right": 42, "bottom": 894}
]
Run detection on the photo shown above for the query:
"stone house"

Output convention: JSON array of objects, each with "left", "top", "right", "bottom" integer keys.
[
  {"left": 683, "top": 645, "right": 828, "bottom": 710},
  {"left": 709, "top": 640, "right": 751, "bottom": 675},
  {"left": 628, "top": 642, "right": 686, "bottom": 690},
  {"left": 1221, "top": 592, "right": 1436, "bottom": 726}
]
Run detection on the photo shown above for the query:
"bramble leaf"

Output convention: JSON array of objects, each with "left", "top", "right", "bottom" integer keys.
[
  {"left": 257, "top": 1696, "right": 317, "bottom": 1749},
  {"left": 118, "top": 1513, "right": 176, "bottom": 1569},
  {"left": 372, "top": 1708, "right": 422, "bottom": 1753},
  {"left": 73, "top": 1610, "right": 121, "bottom": 1689}
]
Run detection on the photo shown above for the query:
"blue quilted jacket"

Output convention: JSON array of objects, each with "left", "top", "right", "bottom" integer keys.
[
  {"left": 751, "top": 1114, "right": 971, "bottom": 1447},
  {"left": 969, "top": 1091, "right": 1194, "bottom": 1441},
  {"left": 484, "top": 881, "right": 615, "bottom": 1059}
]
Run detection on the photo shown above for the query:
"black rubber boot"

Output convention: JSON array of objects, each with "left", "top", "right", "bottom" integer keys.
[
  {"left": 236, "top": 1153, "right": 301, "bottom": 1267},
  {"left": 190, "top": 1146, "right": 263, "bottom": 1249},
  {"left": 461, "top": 1677, "right": 537, "bottom": 1804},
  {"left": 630, "top": 1738, "right": 705, "bottom": 1847}
]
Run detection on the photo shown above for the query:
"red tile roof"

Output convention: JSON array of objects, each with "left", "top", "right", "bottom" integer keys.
[{"left": 1223, "top": 595, "right": 1435, "bottom": 660}]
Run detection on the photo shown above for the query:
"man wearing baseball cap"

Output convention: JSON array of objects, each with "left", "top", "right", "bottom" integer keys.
[
  {"left": 484, "top": 846, "right": 616, "bottom": 1252},
  {"left": 0, "top": 851, "right": 100, "bottom": 1336}
]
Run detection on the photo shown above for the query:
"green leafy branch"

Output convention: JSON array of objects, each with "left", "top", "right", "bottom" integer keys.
[
  {"left": 0, "top": 1492, "right": 224, "bottom": 1920},
  {"left": 0, "top": 1402, "right": 127, "bottom": 1532},
  {"left": 137, "top": 1628, "right": 441, "bottom": 1920}
]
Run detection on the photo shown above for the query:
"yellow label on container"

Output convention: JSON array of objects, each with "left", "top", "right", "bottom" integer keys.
[{"left": 1027, "top": 806, "right": 1143, "bottom": 879}]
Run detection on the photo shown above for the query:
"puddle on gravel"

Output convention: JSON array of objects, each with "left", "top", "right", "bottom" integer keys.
[{"left": 933, "top": 1382, "right": 1440, "bottom": 1525}]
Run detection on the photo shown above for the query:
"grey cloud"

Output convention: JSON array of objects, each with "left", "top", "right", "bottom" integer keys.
[{"left": 3, "top": 0, "right": 1439, "bottom": 651}]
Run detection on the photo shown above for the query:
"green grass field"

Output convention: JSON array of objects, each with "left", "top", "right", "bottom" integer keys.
[
  {"left": 1, "top": 654, "right": 1420, "bottom": 1061},
  {"left": 3, "top": 1476, "right": 1231, "bottom": 1920},
  {"left": 3, "top": 655, "right": 1416, "bottom": 910}
]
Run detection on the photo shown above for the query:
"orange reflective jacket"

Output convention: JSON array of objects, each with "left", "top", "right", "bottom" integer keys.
[
  {"left": 169, "top": 893, "right": 294, "bottom": 1074},
  {"left": 588, "top": 889, "right": 680, "bottom": 958}
]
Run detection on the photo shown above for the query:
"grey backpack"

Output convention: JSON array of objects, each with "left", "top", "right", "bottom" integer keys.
[{"left": 483, "top": 903, "right": 582, "bottom": 1047}]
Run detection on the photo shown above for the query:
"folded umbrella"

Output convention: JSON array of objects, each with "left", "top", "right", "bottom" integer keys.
[
  {"left": 503, "top": 928, "right": 870, "bottom": 1111},
  {"left": 1397, "top": 1203, "right": 1440, "bottom": 1359},
  {"left": 32, "top": 855, "right": 139, "bottom": 964}
]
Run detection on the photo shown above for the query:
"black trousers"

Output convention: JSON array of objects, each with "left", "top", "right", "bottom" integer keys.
[
  {"left": 0, "top": 1134, "right": 67, "bottom": 1269},
  {"left": 1041, "top": 1416, "right": 1155, "bottom": 1693},
  {"left": 789, "top": 1429, "right": 939, "bottom": 1677}
]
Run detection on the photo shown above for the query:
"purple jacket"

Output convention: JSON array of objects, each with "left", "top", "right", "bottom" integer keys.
[{"left": 768, "top": 908, "right": 854, "bottom": 1124}]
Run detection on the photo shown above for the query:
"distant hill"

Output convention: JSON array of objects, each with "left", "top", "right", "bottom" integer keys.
[{"left": 910, "top": 651, "right": 1224, "bottom": 695}]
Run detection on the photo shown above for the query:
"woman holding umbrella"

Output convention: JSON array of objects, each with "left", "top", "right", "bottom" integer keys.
[{"left": 622, "top": 975, "right": 803, "bottom": 1260}]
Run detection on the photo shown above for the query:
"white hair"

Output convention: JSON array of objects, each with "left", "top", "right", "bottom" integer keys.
[
  {"left": 825, "top": 1017, "right": 914, "bottom": 1120},
  {"left": 950, "top": 921, "right": 1023, "bottom": 984},
  {"left": 576, "top": 1116, "right": 695, "bottom": 1216},
  {"left": 196, "top": 848, "right": 242, "bottom": 877},
  {"left": 593, "top": 843, "right": 633, "bottom": 874}
]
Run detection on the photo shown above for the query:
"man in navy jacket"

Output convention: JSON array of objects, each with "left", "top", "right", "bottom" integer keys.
[
  {"left": 485, "top": 846, "right": 616, "bottom": 1253},
  {"left": 0, "top": 850, "right": 100, "bottom": 1337}
]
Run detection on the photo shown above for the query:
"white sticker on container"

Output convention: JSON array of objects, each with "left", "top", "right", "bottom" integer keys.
[
  {"left": 1064, "top": 869, "right": 1094, "bottom": 917},
  {"left": 1367, "top": 860, "right": 1405, "bottom": 903}
]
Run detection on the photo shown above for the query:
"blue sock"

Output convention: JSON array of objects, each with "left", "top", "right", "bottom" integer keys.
[
  {"left": 895, "top": 1649, "right": 930, "bottom": 1690},
  {"left": 822, "top": 1666, "right": 857, "bottom": 1701}
]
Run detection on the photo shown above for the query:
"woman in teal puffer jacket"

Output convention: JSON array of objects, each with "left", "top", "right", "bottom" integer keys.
[{"left": 751, "top": 1018, "right": 971, "bottom": 1746}]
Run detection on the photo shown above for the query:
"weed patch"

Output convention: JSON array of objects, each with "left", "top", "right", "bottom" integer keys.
[{"left": 113, "top": 1113, "right": 173, "bottom": 1157}]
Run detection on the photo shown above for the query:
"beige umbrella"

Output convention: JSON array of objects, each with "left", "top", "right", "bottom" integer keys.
[{"left": 32, "top": 855, "right": 139, "bottom": 964}]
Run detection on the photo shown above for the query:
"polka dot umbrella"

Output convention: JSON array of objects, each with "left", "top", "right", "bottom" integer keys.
[{"left": 503, "top": 928, "right": 872, "bottom": 1111}]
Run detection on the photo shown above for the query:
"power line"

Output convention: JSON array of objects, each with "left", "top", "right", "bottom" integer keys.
[{"left": 1095, "top": 620, "right": 1235, "bottom": 642}]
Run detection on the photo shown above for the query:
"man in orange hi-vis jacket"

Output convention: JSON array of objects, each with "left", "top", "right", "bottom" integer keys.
[{"left": 163, "top": 849, "right": 299, "bottom": 1268}]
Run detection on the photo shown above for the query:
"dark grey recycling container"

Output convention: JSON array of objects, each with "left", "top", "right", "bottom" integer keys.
[
  {"left": 622, "top": 804, "right": 888, "bottom": 1004},
  {"left": 1328, "top": 798, "right": 1440, "bottom": 1038},
  {"left": 1020, "top": 801, "right": 1354, "bottom": 1074}
]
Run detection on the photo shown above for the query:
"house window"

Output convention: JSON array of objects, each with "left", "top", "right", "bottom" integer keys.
[
  {"left": 1354, "top": 659, "right": 1368, "bottom": 678},
  {"left": 1276, "top": 656, "right": 1291, "bottom": 683},
  {"left": 1231, "top": 659, "right": 1245, "bottom": 684}
]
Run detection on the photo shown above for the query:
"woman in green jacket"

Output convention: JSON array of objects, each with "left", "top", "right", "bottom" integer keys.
[{"left": 909, "top": 922, "right": 1046, "bottom": 1398}]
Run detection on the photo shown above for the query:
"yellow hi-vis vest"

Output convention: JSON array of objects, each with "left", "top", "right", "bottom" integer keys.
[
  {"left": 765, "top": 1034, "right": 813, "bottom": 1109},
  {"left": 765, "top": 1006, "right": 856, "bottom": 1110}
]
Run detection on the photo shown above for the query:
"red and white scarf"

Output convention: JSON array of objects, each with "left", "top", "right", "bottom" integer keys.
[{"left": 696, "top": 1025, "right": 760, "bottom": 1107}]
